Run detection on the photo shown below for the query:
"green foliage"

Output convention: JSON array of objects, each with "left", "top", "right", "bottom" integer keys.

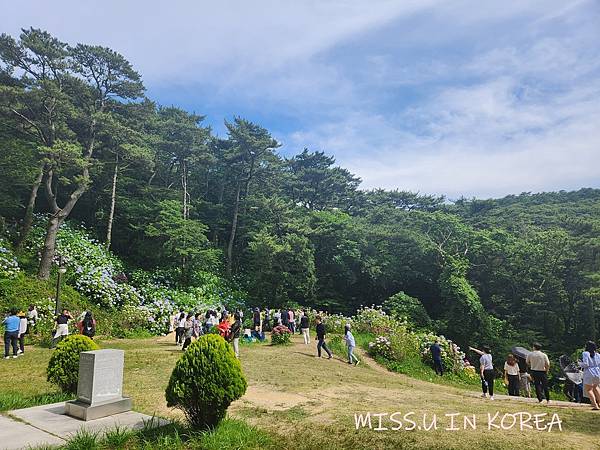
[
  {"left": 0, "top": 391, "right": 73, "bottom": 412},
  {"left": 165, "top": 334, "right": 247, "bottom": 429},
  {"left": 0, "top": 237, "right": 19, "bottom": 279},
  {"left": 46, "top": 335, "right": 100, "bottom": 393},
  {"left": 418, "top": 332, "right": 467, "bottom": 374},
  {"left": 383, "top": 291, "right": 431, "bottom": 328},
  {"left": 270, "top": 325, "right": 292, "bottom": 345},
  {"left": 246, "top": 229, "right": 316, "bottom": 307},
  {"left": 145, "top": 200, "right": 220, "bottom": 273}
]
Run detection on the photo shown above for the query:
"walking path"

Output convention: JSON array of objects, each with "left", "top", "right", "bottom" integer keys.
[{"left": 0, "top": 402, "right": 166, "bottom": 450}]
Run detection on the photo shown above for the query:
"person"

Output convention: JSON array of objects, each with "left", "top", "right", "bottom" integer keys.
[
  {"left": 430, "top": 340, "right": 443, "bottom": 376},
  {"left": 27, "top": 304, "right": 38, "bottom": 329},
  {"left": 182, "top": 314, "right": 194, "bottom": 351},
  {"left": 176, "top": 311, "right": 186, "bottom": 346},
  {"left": 80, "top": 311, "right": 96, "bottom": 339},
  {"left": 281, "top": 308, "right": 289, "bottom": 329},
  {"left": 52, "top": 309, "right": 72, "bottom": 348},
  {"left": 581, "top": 341, "right": 600, "bottom": 410},
  {"left": 253, "top": 308, "right": 261, "bottom": 333},
  {"left": 192, "top": 313, "right": 202, "bottom": 338},
  {"left": 17, "top": 311, "right": 27, "bottom": 355},
  {"left": 344, "top": 324, "right": 359, "bottom": 366},
  {"left": 470, "top": 345, "right": 494, "bottom": 400},
  {"left": 3, "top": 308, "right": 20, "bottom": 359},
  {"left": 315, "top": 315, "right": 332, "bottom": 359},
  {"left": 218, "top": 316, "right": 231, "bottom": 340},
  {"left": 230, "top": 312, "right": 242, "bottom": 358},
  {"left": 264, "top": 308, "right": 271, "bottom": 332},
  {"left": 526, "top": 342, "right": 551, "bottom": 404},
  {"left": 288, "top": 309, "right": 295, "bottom": 333},
  {"left": 300, "top": 310, "right": 310, "bottom": 345},
  {"left": 504, "top": 353, "right": 520, "bottom": 396}
]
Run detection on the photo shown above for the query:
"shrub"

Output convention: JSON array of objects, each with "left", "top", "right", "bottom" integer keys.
[
  {"left": 271, "top": 325, "right": 291, "bottom": 345},
  {"left": 0, "top": 238, "right": 20, "bottom": 279},
  {"left": 368, "top": 336, "right": 393, "bottom": 359},
  {"left": 383, "top": 292, "right": 431, "bottom": 328},
  {"left": 418, "top": 332, "right": 466, "bottom": 374},
  {"left": 165, "top": 334, "right": 247, "bottom": 429},
  {"left": 47, "top": 335, "right": 100, "bottom": 393}
]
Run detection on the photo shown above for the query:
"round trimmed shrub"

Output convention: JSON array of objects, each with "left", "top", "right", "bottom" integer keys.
[
  {"left": 271, "top": 325, "right": 291, "bottom": 345},
  {"left": 47, "top": 335, "right": 100, "bottom": 393},
  {"left": 165, "top": 334, "right": 247, "bottom": 429}
]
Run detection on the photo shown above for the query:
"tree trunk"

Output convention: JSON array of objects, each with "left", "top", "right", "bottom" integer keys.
[
  {"left": 17, "top": 163, "right": 44, "bottom": 248},
  {"left": 37, "top": 214, "right": 61, "bottom": 280},
  {"left": 106, "top": 154, "right": 119, "bottom": 249},
  {"left": 227, "top": 181, "right": 242, "bottom": 276}
]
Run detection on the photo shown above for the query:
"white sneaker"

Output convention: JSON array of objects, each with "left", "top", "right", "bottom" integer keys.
[
  {"left": 490, "top": 396, "right": 495, "bottom": 401},
  {"left": 17, "top": 350, "right": 22, "bottom": 354},
  {"left": 3, "top": 356, "right": 8, "bottom": 360},
  {"left": 481, "top": 393, "right": 487, "bottom": 398},
  {"left": 12, "top": 355, "right": 17, "bottom": 359}
]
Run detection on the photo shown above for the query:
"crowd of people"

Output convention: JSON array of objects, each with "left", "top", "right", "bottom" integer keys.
[
  {"left": 2, "top": 305, "right": 97, "bottom": 358},
  {"left": 166, "top": 307, "right": 360, "bottom": 366},
  {"left": 5, "top": 303, "right": 598, "bottom": 410}
]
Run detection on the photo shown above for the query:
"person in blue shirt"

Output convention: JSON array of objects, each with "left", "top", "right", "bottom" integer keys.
[
  {"left": 344, "top": 324, "right": 360, "bottom": 366},
  {"left": 3, "top": 308, "right": 20, "bottom": 359},
  {"left": 430, "top": 340, "right": 444, "bottom": 375}
]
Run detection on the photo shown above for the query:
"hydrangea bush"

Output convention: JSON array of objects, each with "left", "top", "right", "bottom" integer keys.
[
  {"left": 368, "top": 336, "right": 393, "bottom": 359},
  {"left": 24, "top": 218, "right": 247, "bottom": 337},
  {"left": 0, "top": 238, "right": 20, "bottom": 279},
  {"left": 271, "top": 325, "right": 292, "bottom": 345},
  {"left": 418, "top": 332, "right": 467, "bottom": 374}
]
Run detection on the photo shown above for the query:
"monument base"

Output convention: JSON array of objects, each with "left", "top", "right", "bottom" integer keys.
[{"left": 65, "top": 397, "right": 132, "bottom": 421}]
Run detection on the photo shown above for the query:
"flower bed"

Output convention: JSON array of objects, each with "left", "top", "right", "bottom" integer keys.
[{"left": 271, "top": 325, "right": 292, "bottom": 345}]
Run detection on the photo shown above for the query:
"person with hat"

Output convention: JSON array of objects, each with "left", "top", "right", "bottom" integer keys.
[{"left": 17, "top": 311, "right": 27, "bottom": 355}]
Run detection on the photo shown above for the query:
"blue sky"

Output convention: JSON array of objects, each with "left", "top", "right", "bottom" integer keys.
[{"left": 2, "top": 0, "right": 599, "bottom": 198}]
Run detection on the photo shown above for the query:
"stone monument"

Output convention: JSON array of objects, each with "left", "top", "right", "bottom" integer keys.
[{"left": 64, "top": 349, "right": 132, "bottom": 421}]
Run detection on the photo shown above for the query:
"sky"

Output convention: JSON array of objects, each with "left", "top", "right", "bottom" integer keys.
[{"left": 2, "top": 0, "right": 599, "bottom": 199}]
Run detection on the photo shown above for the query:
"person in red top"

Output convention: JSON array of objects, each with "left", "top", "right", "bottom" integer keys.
[{"left": 217, "top": 317, "right": 231, "bottom": 340}]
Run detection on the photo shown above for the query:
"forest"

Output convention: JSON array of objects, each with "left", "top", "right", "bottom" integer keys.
[{"left": 1, "top": 28, "right": 599, "bottom": 356}]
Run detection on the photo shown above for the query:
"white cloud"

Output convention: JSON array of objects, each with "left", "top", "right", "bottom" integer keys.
[{"left": 2, "top": 0, "right": 599, "bottom": 198}]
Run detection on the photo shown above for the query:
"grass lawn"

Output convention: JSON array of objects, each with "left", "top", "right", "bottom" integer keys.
[{"left": 1, "top": 332, "right": 599, "bottom": 449}]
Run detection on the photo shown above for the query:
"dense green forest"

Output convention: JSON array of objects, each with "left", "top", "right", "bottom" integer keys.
[{"left": 1, "top": 28, "right": 598, "bottom": 355}]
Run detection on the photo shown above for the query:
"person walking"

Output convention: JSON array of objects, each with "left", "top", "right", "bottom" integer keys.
[
  {"left": 504, "top": 353, "right": 520, "bottom": 396},
  {"left": 315, "top": 315, "right": 332, "bottom": 359},
  {"left": 300, "top": 310, "right": 310, "bottom": 345},
  {"left": 3, "top": 308, "right": 20, "bottom": 359},
  {"left": 230, "top": 312, "right": 242, "bottom": 358},
  {"left": 51, "top": 309, "right": 72, "bottom": 348},
  {"left": 470, "top": 345, "right": 495, "bottom": 400},
  {"left": 81, "top": 311, "right": 96, "bottom": 339},
  {"left": 526, "top": 342, "right": 551, "bottom": 404},
  {"left": 581, "top": 341, "right": 600, "bottom": 410},
  {"left": 430, "top": 340, "right": 444, "bottom": 376},
  {"left": 344, "top": 324, "right": 360, "bottom": 366},
  {"left": 176, "top": 311, "right": 186, "bottom": 346},
  {"left": 181, "top": 314, "right": 194, "bottom": 351}
]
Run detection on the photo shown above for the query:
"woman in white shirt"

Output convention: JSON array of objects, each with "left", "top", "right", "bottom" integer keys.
[
  {"left": 503, "top": 353, "right": 520, "bottom": 396},
  {"left": 470, "top": 345, "right": 495, "bottom": 400},
  {"left": 581, "top": 341, "right": 600, "bottom": 410}
]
